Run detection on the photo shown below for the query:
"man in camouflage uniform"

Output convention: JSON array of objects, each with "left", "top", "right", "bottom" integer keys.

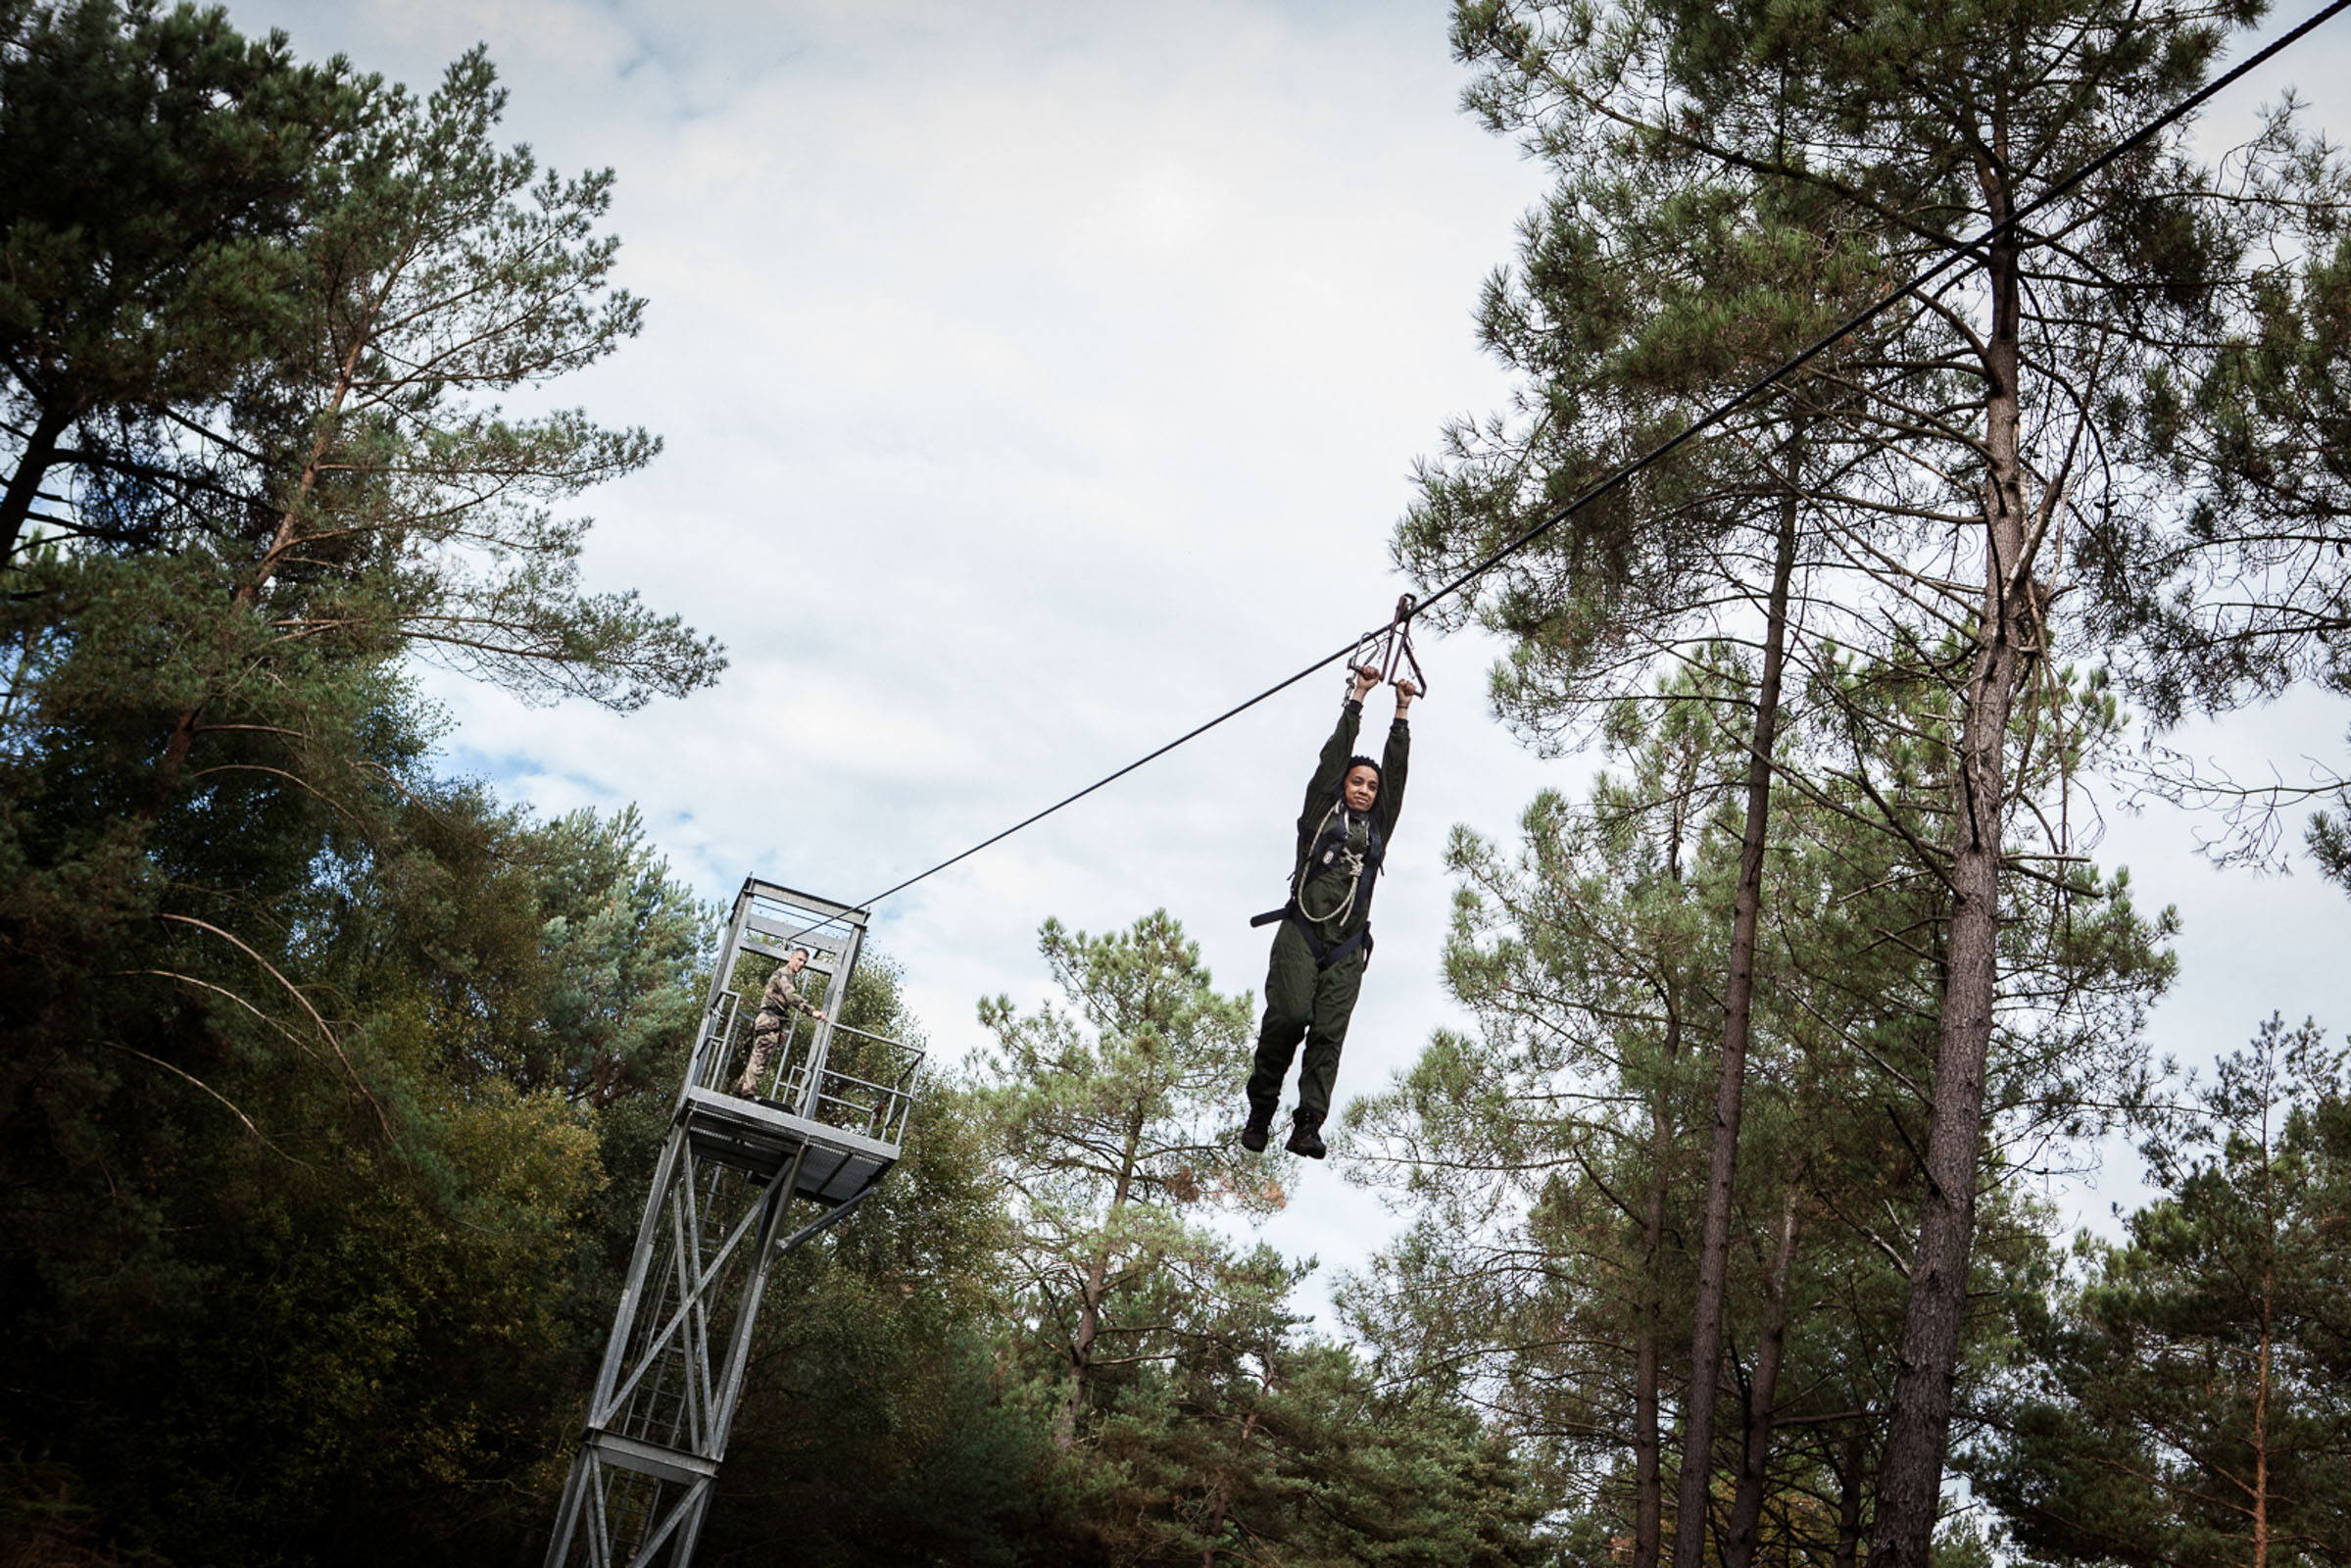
[
  {"left": 735, "top": 946, "right": 827, "bottom": 1100},
  {"left": 1243, "top": 665, "right": 1413, "bottom": 1158}
]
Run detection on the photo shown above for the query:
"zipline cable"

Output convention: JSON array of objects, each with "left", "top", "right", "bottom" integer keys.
[{"left": 850, "top": 0, "right": 2349, "bottom": 915}]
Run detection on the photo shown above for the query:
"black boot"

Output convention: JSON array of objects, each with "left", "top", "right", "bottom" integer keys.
[
  {"left": 1284, "top": 1110, "right": 1326, "bottom": 1159},
  {"left": 1240, "top": 1099, "right": 1276, "bottom": 1153}
]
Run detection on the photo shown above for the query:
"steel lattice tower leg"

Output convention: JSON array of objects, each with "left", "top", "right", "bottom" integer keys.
[{"left": 545, "top": 880, "right": 922, "bottom": 1568}]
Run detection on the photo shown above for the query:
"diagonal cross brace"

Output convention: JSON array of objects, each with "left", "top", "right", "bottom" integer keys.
[{"left": 593, "top": 1165, "right": 771, "bottom": 1437}]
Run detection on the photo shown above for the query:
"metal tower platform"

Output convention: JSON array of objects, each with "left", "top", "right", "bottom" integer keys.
[{"left": 545, "top": 879, "right": 923, "bottom": 1568}]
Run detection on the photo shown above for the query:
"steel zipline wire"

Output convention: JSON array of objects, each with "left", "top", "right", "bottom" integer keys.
[{"left": 844, "top": 0, "right": 2349, "bottom": 917}]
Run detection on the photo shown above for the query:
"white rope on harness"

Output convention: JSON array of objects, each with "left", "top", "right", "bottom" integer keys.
[{"left": 1293, "top": 796, "right": 1370, "bottom": 926}]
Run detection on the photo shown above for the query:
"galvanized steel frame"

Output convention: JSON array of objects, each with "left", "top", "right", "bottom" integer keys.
[{"left": 544, "top": 878, "right": 918, "bottom": 1568}]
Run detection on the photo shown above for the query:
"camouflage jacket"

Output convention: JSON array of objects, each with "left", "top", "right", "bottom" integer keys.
[{"left": 756, "top": 964, "right": 822, "bottom": 1025}]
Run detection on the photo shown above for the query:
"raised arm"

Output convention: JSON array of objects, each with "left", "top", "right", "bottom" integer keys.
[
  {"left": 1376, "top": 678, "right": 1415, "bottom": 838},
  {"left": 1296, "top": 667, "right": 1378, "bottom": 851}
]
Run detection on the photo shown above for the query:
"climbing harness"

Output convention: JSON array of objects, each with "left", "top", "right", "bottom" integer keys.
[
  {"left": 1294, "top": 796, "right": 1382, "bottom": 927},
  {"left": 1348, "top": 593, "right": 1428, "bottom": 698},
  {"left": 1249, "top": 789, "right": 1389, "bottom": 970}
]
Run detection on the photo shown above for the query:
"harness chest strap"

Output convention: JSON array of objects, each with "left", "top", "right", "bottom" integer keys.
[
  {"left": 1251, "top": 792, "right": 1385, "bottom": 969},
  {"left": 1297, "top": 797, "right": 1383, "bottom": 917}
]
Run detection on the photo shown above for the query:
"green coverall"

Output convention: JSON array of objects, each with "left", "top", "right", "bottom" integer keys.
[{"left": 1246, "top": 696, "right": 1409, "bottom": 1125}]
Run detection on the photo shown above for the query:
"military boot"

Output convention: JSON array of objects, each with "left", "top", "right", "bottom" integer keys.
[
  {"left": 1240, "top": 1098, "right": 1277, "bottom": 1153},
  {"left": 1284, "top": 1109, "right": 1327, "bottom": 1159}
]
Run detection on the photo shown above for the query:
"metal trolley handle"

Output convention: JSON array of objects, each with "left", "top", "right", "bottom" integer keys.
[{"left": 1348, "top": 593, "right": 1428, "bottom": 698}]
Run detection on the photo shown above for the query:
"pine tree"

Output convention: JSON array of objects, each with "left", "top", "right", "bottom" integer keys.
[
  {"left": 142, "top": 44, "right": 720, "bottom": 819},
  {"left": 1413, "top": 2, "right": 2335, "bottom": 1553},
  {"left": 1973, "top": 1017, "right": 2351, "bottom": 1568},
  {"left": 0, "top": 36, "right": 720, "bottom": 1151},
  {"left": 0, "top": 30, "right": 729, "bottom": 1561},
  {"left": 975, "top": 909, "right": 1281, "bottom": 1447},
  {"left": 1345, "top": 653, "right": 2172, "bottom": 1565},
  {"left": 0, "top": 0, "right": 364, "bottom": 565},
  {"left": 1397, "top": 66, "right": 1891, "bottom": 1536}
]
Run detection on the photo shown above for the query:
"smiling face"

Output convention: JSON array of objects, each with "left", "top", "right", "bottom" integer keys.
[
  {"left": 785, "top": 949, "right": 809, "bottom": 974},
  {"left": 1343, "top": 764, "right": 1381, "bottom": 813}
]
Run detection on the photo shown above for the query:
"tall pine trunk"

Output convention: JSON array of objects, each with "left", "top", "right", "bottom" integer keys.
[
  {"left": 2253, "top": 1259, "right": 2273, "bottom": 1568},
  {"left": 1722, "top": 1189, "right": 1799, "bottom": 1568},
  {"left": 1636, "top": 776, "right": 1701, "bottom": 1568},
  {"left": 1633, "top": 974, "right": 1687, "bottom": 1568},
  {"left": 1670, "top": 437, "right": 1804, "bottom": 1568},
  {"left": 1833, "top": 1433, "right": 1867, "bottom": 1568},
  {"left": 2253, "top": 1088, "right": 2278, "bottom": 1568},
  {"left": 1869, "top": 206, "right": 2034, "bottom": 1568},
  {"left": 147, "top": 297, "right": 379, "bottom": 812}
]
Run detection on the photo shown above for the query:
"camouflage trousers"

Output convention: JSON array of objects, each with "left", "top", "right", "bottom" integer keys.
[{"left": 734, "top": 1009, "right": 790, "bottom": 1097}]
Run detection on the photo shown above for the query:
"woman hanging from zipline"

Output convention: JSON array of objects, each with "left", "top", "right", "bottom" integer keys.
[{"left": 1242, "top": 662, "right": 1415, "bottom": 1158}]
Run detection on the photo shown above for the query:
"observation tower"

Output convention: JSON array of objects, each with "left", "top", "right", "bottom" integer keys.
[{"left": 544, "top": 878, "right": 922, "bottom": 1567}]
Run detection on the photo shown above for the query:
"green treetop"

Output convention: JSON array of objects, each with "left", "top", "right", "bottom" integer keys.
[{"left": 0, "top": 0, "right": 365, "bottom": 565}]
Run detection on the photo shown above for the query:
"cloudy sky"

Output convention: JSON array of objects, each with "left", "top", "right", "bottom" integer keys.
[{"left": 236, "top": 0, "right": 2351, "bottom": 1304}]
